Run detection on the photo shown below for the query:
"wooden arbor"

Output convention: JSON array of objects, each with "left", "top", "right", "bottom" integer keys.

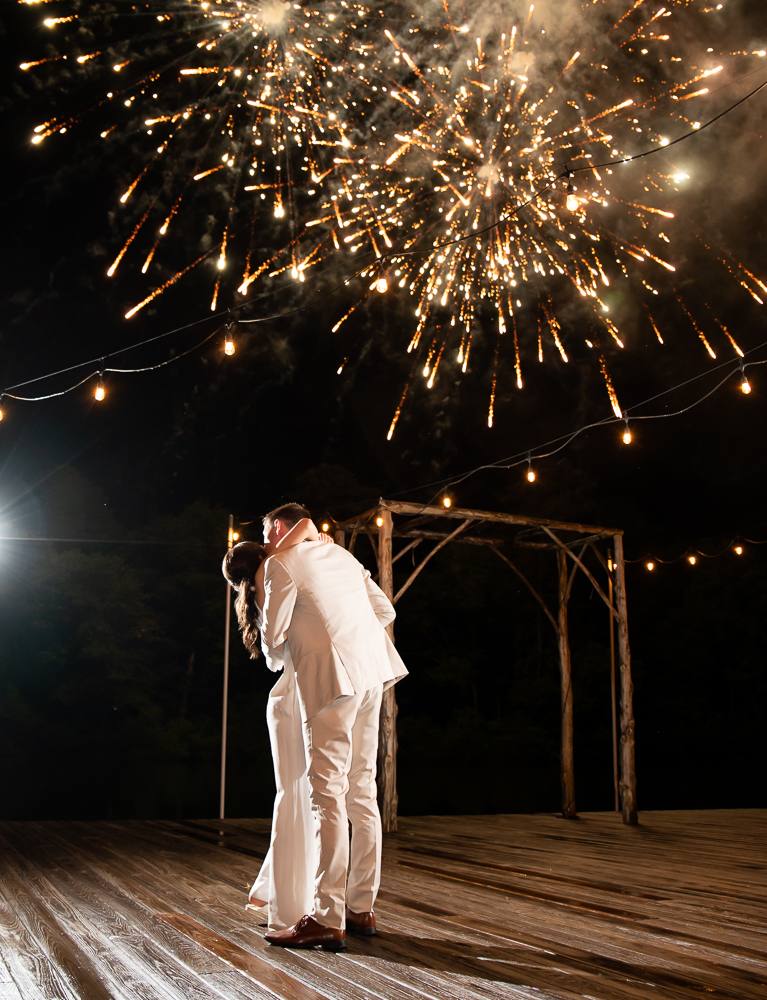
[{"left": 331, "top": 499, "right": 638, "bottom": 830}]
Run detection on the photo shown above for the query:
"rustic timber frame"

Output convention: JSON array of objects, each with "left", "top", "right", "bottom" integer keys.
[{"left": 331, "top": 499, "right": 638, "bottom": 830}]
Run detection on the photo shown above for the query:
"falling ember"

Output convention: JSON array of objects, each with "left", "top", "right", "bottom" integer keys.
[
  {"left": 677, "top": 296, "right": 716, "bottom": 359},
  {"left": 647, "top": 311, "right": 664, "bottom": 345},
  {"left": 387, "top": 383, "right": 409, "bottom": 441},
  {"left": 599, "top": 352, "right": 623, "bottom": 419}
]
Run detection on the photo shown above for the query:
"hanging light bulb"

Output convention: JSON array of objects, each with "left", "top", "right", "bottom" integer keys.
[
  {"left": 740, "top": 365, "right": 752, "bottom": 394},
  {"left": 622, "top": 413, "right": 632, "bottom": 445},
  {"left": 688, "top": 555, "right": 697, "bottom": 565},
  {"left": 375, "top": 274, "right": 388, "bottom": 294},
  {"left": 442, "top": 495, "right": 452, "bottom": 508},
  {"left": 0, "top": 396, "right": 4, "bottom": 422},
  {"left": 646, "top": 561, "right": 655, "bottom": 571},
  {"left": 321, "top": 522, "right": 330, "bottom": 532},
  {"left": 95, "top": 372, "right": 106, "bottom": 401},
  {"left": 734, "top": 545, "right": 743, "bottom": 555},
  {"left": 375, "top": 516, "right": 384, "bottom": 527},
  {"left": 565, "top": 174, "right": 579, "bottom": 212},
  {"left": 232, "top": 532, "right": 240, "bottom": 542},
  {"left": 526, "top": 456, "right": 536, "bottom": 483},
  {"left": 224, "top": 315, "right": 235, "bottom": 356}
]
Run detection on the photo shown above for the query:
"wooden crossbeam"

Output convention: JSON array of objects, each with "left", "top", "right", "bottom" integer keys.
[{"left": 380, "top": 499, "right": 622, "bottom": 536}]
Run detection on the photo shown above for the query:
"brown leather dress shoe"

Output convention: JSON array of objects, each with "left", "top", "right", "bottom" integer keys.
[
  {"left": 345, "top": 908, "right": 376, "bottom": 936},
  {"left": 264, "top": 914, "right": 346, "bottom": 951}
]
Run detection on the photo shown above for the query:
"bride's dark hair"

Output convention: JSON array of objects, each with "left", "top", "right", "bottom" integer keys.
[{"left": 222, "top": 541, "right": 266, "bottom": 658}]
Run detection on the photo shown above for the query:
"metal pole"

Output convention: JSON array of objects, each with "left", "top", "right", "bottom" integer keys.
[
  {"left": 220, "top": 514, "right": 234, "bottom": 821},
  {"left": 608, "top": 550, "right": 619, "bottom": 812}
]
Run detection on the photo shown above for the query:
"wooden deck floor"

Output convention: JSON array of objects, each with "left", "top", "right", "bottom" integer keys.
[{"left": 0, "top": 810, "right": 765, "bottom": 1000}]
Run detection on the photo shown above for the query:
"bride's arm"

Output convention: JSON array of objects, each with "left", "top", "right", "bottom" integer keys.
[{"left": 273, "top": 517, "right": 320, "bottom": 551}]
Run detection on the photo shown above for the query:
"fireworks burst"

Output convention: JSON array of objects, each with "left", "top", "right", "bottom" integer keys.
[{"left": 20, "top": 0, "right": 767, "bottom": 433}]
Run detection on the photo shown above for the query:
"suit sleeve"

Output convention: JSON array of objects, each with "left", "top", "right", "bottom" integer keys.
[
  {"left": 261, "top": 557, "right": 298, "bottom": 654},
  {"left": 362, "top": 566, "right": 396, "bottom": 628}
]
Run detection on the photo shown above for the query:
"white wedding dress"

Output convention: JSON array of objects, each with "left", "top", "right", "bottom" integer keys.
[{"left": 249, "top": 647, "right": 317, "bottom": 930}]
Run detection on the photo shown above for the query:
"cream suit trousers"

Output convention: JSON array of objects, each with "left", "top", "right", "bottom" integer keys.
[
  {"left": 250, "top": 662, "right": 316, "bottom": 930},
  {"left": 303, "top": 684, "right": 383, "bottom": 929}
]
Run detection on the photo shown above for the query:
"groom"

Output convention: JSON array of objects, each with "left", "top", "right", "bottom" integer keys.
[{"left": 259, "top": 503, "right": 408, "bottom": 951}]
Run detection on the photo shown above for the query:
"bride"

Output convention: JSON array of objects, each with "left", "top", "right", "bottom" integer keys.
[{"left": 222, "top": 517, "right": 331, "bottom": 929}]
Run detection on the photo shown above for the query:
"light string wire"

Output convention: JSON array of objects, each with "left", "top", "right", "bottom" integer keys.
[
  {"left": 625, "top": 532, "right": 767, "bottom": 567},
  {"left": 361, "top": 345, "right": 767, "bottom": 510},
  {"left": 2, "top": 328, "right": 220, "bottom": 401},
  {"left": 2, "top": 71, "right": 766, "bottom": 403}
]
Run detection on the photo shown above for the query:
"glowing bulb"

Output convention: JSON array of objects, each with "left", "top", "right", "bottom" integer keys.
[
  {"left": 623, "top": 428, "right": 632, "bottom": 445},
  {"left": 232, "top": 532, "right": 240, "bottom": 542},
  {"left": 321, "top": 523, "right": 330, "bottom": 532},
  {"left": 646, "top": 562, "right": 655, "bottom": 571},
  {"left": 375, "top": 516, "right": 384, "bottom": 527},
  {"left": 566, "top": 193, "right": 579, "bottom": 212},
  {"left": 224, "top": 338, "right": 235, "bottom": 356},
  {"left": 735, "top": 546, "right": 743, "bottom": 555},
  {"left": 741, "top": 373, "right": 752, "bottom": 394},
  {"left": 526, "top": 463, "right": 536, "bottom": 483},
  {"left": 688, "top": 555, "right": 697, "bottom": 565},
  {"left": 442, "top": 496, "right": 452, "bottom": 508},
  {"left": 0, "top": 405, "right": 4, "bottom": 422},
  {"left": 95, "top": 381, "right": 105, "bottom": 401},
  {"left": 375, "top": 276, "right": 388, "bottom": 294}
]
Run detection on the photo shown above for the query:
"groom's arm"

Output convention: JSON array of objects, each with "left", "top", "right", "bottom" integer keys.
[
  {"left": 260, "top": 556, "right": 298, "bottom": 652},
  {"left": 361, "top": 567, "right": 396, "bottom": 629}
]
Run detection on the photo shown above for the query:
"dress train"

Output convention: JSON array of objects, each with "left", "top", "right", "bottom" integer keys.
[{"left": 249, "top": 657, "right": 316, "bottom": 930}]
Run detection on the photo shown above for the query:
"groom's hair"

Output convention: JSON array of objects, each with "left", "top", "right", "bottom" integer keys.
[{"left": 263, "top": 502, "right": 310, "bottom": 530}]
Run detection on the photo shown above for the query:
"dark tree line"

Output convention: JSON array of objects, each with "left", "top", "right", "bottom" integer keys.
[{"left": 1, "top": 463, "right": 764, "bottom": 821}]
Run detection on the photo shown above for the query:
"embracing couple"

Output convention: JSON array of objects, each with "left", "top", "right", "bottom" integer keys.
[{"left": 222, "top": 503, "right": 408, "bottom": 951}]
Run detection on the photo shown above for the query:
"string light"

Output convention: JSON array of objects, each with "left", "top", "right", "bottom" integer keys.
[
  {"left": 646, "top": 562, "right": 655, "bottom": 571},
  {"left": 622, "top": 413, "right": 632, "bottom": 445},
  {"left": 734, "top": 545, "right": 743, "bottom": 555},
  {"left": 740, "top": 363, "right": 752, "bottom": 394},
  {"left": 224, "top": 317, "right": 235, "bottom": 356},
  {"left": 441, "top": 495, "right": 452, "bottom": 508},
  {"left": 688, "top": 555, "right": 697, "bottom": 565},
  {"left": 321, "top": 522, "right": 330, "bottom": 532},
  {"left": 526, "top": 456, "right": 536, "bottom": 483},
  {"left": 564, "top": 171, "right": 579, "bottom": 213},
  {"left": 94, "top": 372, "right": 105, "bottom": 401},
  {"left": 375, "top": 516, "right": 384, "bottom": 527},
  {"left": 0, "top": 396, "right": 4, "bottom": 421}
]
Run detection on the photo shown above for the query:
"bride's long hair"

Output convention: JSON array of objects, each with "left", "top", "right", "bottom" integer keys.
[{"left": 222, "top": 541, "right": 266, "bottom": 658}]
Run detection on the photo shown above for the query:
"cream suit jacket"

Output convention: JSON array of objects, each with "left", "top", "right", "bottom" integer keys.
[{"left": 260, "top": 541, "right": 408, "bottom": 720}]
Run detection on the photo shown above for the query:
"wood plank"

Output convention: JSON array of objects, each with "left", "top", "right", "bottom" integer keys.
[{"left": 157, "top": 914, "right": 330, "bottom": 1000}]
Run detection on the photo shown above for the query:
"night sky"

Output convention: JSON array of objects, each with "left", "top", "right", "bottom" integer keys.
[{"left": 1, "top": 1, "right": 766, "bottom": 821}]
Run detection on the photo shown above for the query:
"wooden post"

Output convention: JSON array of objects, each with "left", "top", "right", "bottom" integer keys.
[
  {"left": 376, "top": 507, "right": 398, "bottom": 832},
  {"left": 334, "top": 529, "right": 346, "bottom": 548},
  {"left": 608, "top": 552, "right": 619, "bottom": 812},
  {"left": 612, "top": 534, "right": 638, "bottom": 825},
  {"left": 220, "top": 514, "right": 234, "bottom": 821},
  {"left": 557, "top": 549, "right": 576, "bottom": 818}
]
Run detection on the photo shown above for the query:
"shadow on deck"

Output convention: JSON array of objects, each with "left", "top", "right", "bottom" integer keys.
[{"left": 1, "top": 810, "right": 766, "bottom": 1000}]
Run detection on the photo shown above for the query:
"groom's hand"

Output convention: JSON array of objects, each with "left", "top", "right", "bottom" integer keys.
[{"left": 318, "top": 533, "right": 334, "bottom": 545}]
